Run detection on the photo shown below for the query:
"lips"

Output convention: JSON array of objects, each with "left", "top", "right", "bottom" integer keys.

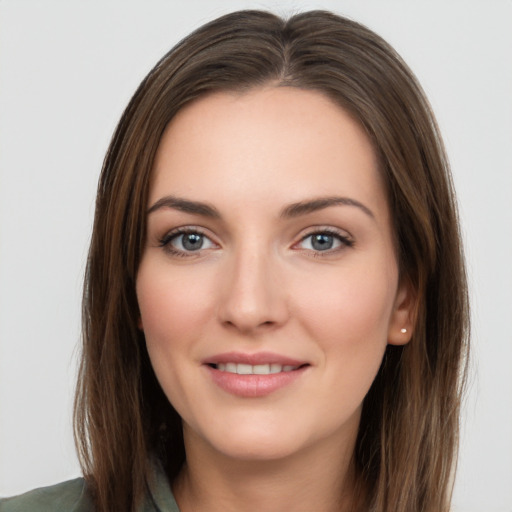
[{"left": 202, "top": 352, "right": 310, "bottom": 397}]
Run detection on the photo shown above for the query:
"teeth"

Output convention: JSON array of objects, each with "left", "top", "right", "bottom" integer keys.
[
  {"left": 226, "top": 363, "right": 237, "bottom": 373},
  {"left": 253, "top": 364, "right": 270, "bottom": 374},
  {"left": 270, "top": 363, "right": 282, "bottom": 374},
  {"left": 237, "top": 363, "right": 252, "bottom": 375},
  {"left": 214, "top": 363, "right": 299, "bottom": 375}
]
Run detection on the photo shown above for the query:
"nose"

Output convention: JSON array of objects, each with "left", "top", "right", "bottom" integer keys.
[{"left": 217, "top": 245, "right": 289, "bottom": 334}]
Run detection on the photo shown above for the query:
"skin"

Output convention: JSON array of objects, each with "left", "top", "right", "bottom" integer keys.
[{"left": 136, "top": 87, "right": 414, "bottom": 512}]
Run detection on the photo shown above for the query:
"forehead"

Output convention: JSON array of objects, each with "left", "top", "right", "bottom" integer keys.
[{"left": 150, "top": 87, "right": 387, "bottom": 219}]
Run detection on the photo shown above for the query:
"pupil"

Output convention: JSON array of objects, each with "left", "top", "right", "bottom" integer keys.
[
  {"left": 183, "top": 233, "right": 203, "bottom": 251},
  {"left": 312, "top": 234, "right": 333, "bottom": 251}
]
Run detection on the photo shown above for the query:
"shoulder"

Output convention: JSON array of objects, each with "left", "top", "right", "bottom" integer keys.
[{"left": 0, "top": 478, "right": 93, "bottom": 512}]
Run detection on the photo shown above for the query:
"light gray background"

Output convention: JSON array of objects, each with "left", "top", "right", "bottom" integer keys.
[{"left": 1, "top": 1, "right": 511, "bottom": 510}]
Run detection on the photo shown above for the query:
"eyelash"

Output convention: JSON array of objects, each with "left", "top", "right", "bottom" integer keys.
[
  {"left": 158, "top": 227, "right": 215, "bottom": 258},
  {"left": 158, "top": 227, "right": 354, "bottom": 258},
  {"left": 296, "top": 228, "right": 354, "bottom": 257}
]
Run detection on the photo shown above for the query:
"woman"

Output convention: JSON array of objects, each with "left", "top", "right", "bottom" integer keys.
[{"left": 0, "top": 9, "right": 469, "bottom": 512}]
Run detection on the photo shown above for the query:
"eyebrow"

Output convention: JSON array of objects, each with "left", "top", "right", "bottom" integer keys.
[
  {"left": 280, "top": 196, "right": 375, "bottom": 220},
  {"left": 147, "top": 195, "right": 374, "bottom": 220},
  {"left": 147, "top": 196, "right": 221, "bottom": 218}
]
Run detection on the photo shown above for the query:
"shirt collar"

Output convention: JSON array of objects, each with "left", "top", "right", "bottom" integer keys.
[{"left": 144, "top": 457, "right": 181, "bottom": 512}]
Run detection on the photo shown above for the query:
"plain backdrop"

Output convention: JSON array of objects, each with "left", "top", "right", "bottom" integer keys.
[{"left": 1, "top": 1, "right": 511, "bottom": 511}]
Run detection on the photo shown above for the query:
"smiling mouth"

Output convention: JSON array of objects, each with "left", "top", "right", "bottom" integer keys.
[
  {"left": 208, "top": 363, "right": 307, "bottom": 375},
  {"left": 205, "top": 356, "right": 309, "bottom": 396}
]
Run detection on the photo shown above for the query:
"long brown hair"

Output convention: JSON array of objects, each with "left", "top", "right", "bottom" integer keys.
[{"left": 74, "top": 10, "right": 469, "bottom": 512}]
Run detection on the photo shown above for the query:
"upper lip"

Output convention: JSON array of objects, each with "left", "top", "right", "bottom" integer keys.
[{"left": 202, "top": 351, "right": 308, "bottom": 366}]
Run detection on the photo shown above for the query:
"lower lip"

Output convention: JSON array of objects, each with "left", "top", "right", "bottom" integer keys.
[{"left": 205, "top": 365, "right": 308, "bottom": 397}]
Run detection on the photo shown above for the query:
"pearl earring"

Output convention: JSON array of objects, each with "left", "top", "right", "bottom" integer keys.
[{"left": 400, "top": 328, "right": 407, "bottom": 334}]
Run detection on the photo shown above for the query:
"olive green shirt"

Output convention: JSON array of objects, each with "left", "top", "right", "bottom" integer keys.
[{"left": 0, "top": 460, "right": 180, "bottom": 512}]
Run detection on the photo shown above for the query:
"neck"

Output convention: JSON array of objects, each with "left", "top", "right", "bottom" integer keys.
[{"left": 172, "top": 427, "right": 360, "bottom": 512}]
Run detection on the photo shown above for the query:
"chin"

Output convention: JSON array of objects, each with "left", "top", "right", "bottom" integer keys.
[
  {"left": 213, "top": 434, "right": 306, "bottom": 462},
  {"left": 184, "top": 414, "right": 312, "bottom": 462},
  {"left": 188, "top": 409, "right": 358, "bottom": 465}
]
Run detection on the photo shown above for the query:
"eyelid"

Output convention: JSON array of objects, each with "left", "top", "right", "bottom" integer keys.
[
  {"left": 292, "top": 226, "right": 354, "bottom": 253},
  {"left": 158, "top": 226, "right": 219, "bottom": 257}
]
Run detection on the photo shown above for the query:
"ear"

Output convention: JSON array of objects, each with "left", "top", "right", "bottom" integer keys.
[
  {"left": 387, "top": 278, "right": 417, "bottom": 346},
  {"left": 137, "top": 315, "right": 144, "bottom": 331}
]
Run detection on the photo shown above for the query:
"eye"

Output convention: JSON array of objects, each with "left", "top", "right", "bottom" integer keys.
[
  {"left": 297, "top": 229, "right": 353, "bottom": 253},
  {"left": 159, "top": 228, "right": 216, "bottom": 256}
]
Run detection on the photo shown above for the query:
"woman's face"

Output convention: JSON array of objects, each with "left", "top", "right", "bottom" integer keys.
[{"left": 136, "top": 87, "right": 412, "bottom": 462}]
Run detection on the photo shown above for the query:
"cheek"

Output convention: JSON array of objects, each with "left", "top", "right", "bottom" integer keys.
[
  {"left": 136, "top": 262, "right": 215, "bottom": 346},
  {"left": 290, "top": 263, "right": 396, "bottom": 419},
  {"left": 136, "top": 261, "right": 218, "bottom": 412},
  {"left": 292, "top": 259, "right": 397, "bottom": 365}
]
